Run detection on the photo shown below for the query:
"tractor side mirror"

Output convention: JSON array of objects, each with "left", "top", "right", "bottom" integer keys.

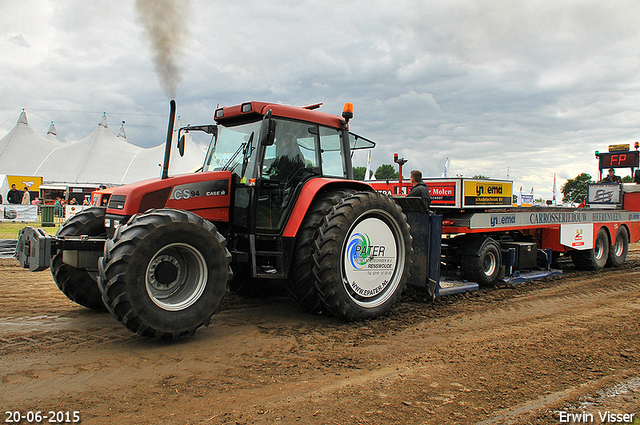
[
  {"left": 178, "top": 134, "right": 185, "bottom": 157},
  {"left": 260, "top": 110, "right": 276, "bottom": 146}
]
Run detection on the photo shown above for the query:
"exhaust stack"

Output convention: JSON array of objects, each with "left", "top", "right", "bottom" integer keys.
[{"left": 161, "top": 99, "right": 177, "bottom": 180}]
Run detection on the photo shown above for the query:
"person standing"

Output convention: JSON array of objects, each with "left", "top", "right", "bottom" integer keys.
[
  {"left": 7, "top": 184, "right": 21, "bottom": 204},
  {"left": 21, "top": 187, "right": 31, "bottom": 205},
  {"left": 408, "top": 169, "right": 431, "bottom": 209},
  {"left": 601, "top": 168, "right": 622, "bottom": 183}
]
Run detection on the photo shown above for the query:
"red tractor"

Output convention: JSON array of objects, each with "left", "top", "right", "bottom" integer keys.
[{"left": 18, "top": 100, "right": 414, "bottom": 339}]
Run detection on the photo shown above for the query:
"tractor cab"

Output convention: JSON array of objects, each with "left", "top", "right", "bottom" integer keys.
[{"left": 184, "top": 102, "right": 375, "bottom": 233}]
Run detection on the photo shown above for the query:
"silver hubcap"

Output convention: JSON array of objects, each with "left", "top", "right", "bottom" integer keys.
[
  {"left": 595, "top": 236, "right": 605, "bottom": 260},
  {"left": 145, "top": 243, "right": 208, "bottom": 311},
  {"left": 483, "top": 251, "right": 497, "bottom": 276},
  {"left": 613, "top": 234, "right": 624, "bottom": 257}
]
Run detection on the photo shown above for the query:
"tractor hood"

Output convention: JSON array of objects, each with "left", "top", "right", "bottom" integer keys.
[{"left": 106, "top": 171, "right": 233, "bottom": 222}]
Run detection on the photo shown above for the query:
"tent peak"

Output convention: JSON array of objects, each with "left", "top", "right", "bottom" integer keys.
[
  {"left": 98, "top": 113, "right": 108, "bottom": 128},
  {"left": 117, "top": 121, "right": 127, "bottom": 139},
  {"left": 47, "top": 121, "right": 57, "bottom": 137},
  {"left": 18, "top": 109, "right": 28, "bottom": 125}
]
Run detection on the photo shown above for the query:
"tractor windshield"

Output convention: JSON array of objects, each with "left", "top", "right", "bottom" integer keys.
[{"left": 203, "top": 120, "right": 262, "bottom": 178}]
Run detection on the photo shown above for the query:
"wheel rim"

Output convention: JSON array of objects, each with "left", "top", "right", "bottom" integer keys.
[
  {"left": 483, "top": 250, "right": 497, "bottom": 277},
  {"left": 594, "top": 235, "right": 605, "bottom": 260},
  {"left": 613, "top": 233, "right": 624, "bottom": 257},
  {"left": 340, "top": 209, "right": 405, "bottom": 309},
  {"left": 145, "top": 242, "right": 208, "bottom": 311}
]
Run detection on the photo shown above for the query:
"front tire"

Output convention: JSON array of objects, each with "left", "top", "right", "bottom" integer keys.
[
  {"left": 98, "top": 209, "right": 231, "bottom": 339},
  {"left": 51, "top": 207, "right": 107, "bottom": 311},
  {"left": 312, "top": 192, "right": 412, "bottom": 321}
]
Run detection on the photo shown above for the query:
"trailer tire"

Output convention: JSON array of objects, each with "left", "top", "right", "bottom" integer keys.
[
  {"left": 312, "top": 192, "right": 412, "bottom": 321},
  {"left": 572, "top": 227, "right": 609, "bottom": 271},
  {"left": 286, "top": 189, "right": 355, "bottom": 314},
  {"left": 51, "top": 207, "right": 107, "bottom": 311},
  {"left": 460, "top": 237, "right": 501, "bottom": 286},
  {"left": 98, "top": 209, "right": 231, "bottom": 339},
  {"left": 606, "top": 226, "right": 628, "bottom": 268}
]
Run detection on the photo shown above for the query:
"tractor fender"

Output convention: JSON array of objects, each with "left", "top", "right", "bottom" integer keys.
[{"left": 282, "top": 178, "right": 374, "bottom": 238}]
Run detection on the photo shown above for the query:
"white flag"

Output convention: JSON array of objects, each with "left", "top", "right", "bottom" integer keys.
[
  {"left": 440, "top": 157, "right": 449, "bottom": 178},
  {"left": 365, "top": 150, "right": 372, "bottom": 180},
  {"left": 517, "top": 186, "right": 522, "bottom": 206},
  {"left": 552, "top": 173, "right": 557, "bottom": 202}
]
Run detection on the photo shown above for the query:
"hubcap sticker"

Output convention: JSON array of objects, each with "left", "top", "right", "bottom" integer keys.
[{"left": 343, "top": 217, "right": 398, "bottom": 298}]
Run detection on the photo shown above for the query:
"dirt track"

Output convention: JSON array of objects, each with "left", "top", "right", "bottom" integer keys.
[{"left": 1, "top": 246, "right": 640, "bottom": 424}]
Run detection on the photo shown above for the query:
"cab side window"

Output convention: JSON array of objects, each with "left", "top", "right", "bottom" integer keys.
[{"left": 320, "top": 126, "right": 347, "bottom": 178}]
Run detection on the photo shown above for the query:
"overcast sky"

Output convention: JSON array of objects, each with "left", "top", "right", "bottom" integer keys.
[{"left": 2, "top": 0, "right": 640, "bottom": 199}]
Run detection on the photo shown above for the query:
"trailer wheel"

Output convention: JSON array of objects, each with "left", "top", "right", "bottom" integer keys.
[
  {"left": 98, "top": 209, "right": 231, "bottom": 339},
  {"left": 606, "top": 226, "right": 628, "bottom": 268},
  {"left": 286, "top": 189, "right": 355, "bottom": 313},
  {"left": 51, "top": 207, "right": 107, "bottom": 311},
  {"left": 572, "top": 227, "right": 609, "bottom": 271},
  {"left": 460, "top": 237, "right": 501, "bottom": 286},
  {"left": 312, "top": 192, "right": 412, "bottom": 321}
]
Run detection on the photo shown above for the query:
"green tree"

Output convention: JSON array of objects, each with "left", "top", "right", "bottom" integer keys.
[
  {"left": 352, "top": 166, "right": 366, "bottom": 180},
  {"left": 375, "top": 164, "right": 399, "bottom": 180},
  {"left": 473, "top": 174, "right": 490, "bottom": 179},
  {"left": 561, "top": 173, "right": 593, "bottom": 203}
]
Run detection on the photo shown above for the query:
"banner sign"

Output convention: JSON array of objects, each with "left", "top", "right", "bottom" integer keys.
[
  {"left": 425, "top": 180, "right": 459, "bottom": 207},
  {"left": 66, "top": 205, "right": 92, "bottom": 218},
  {"left": 587, "top": 183, "right": 622, "bottom": 205},
  {"left": 560, "top": 223, "right": 594, "bottom": 250},
  {"left": 463, "top": 180, "right": 513, "bottom": 207},
  {"left": 0, "top": 205, "right": 38, "bottom": 222}
]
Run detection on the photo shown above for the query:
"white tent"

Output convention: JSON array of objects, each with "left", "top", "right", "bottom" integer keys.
[
  {"left": 0, "top": 111, "right": 62, "bottom": 175},
  {"left": 121, "top": 117, "right": 205, "bottom": 184},
  {"left": 1, "top": 111, "right": 206, "bottom": 186},
  {"left": 35, "top": 114, "right": 143, "bottom": 184}
]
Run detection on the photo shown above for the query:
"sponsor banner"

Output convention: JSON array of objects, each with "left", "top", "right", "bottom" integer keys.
[
  {"left": 587, "top": 183, "right": 621, "bottom": 205},
  {"left": 6, "top": 176, "right": 43, "bottom": 192},
  {"left": 66, "top": 205, "right": 91, "bottom": 218},
  {"left": 343, "top": 217, "right": 398, "bottom": 299},
  {"left": 425, "top": 180, "right": 458, "bottom": 207},
  {"left": 560, "top": 223, "right": 594, "bottom": 250},
  {"left": 520, "top": 194, "right": 534, "bottom": 207},
  {"left": 609, "top": 144, "right": 630, "bottom": 152},
  {"left": 463, "top": 180, "right": 513, "bottom": 207},
  {"left": 369, "top": 181, "right": 411, "bottom": 196},
  {"left": 467, "top": 209, "right": 640, "bottom": 229},
  {"left": 0, "top": 205, "right": 38, "bottom": 222}
]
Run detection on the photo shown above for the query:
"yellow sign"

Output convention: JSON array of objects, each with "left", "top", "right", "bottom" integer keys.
[
  {"left": 463, "top": 180, "right": 513, "bottom": 207},
  {"left": 609, "top": 144, "right": 630, "bottom": 152},
  {"left": 6, "top": 175, "right": 43, "bottom": 191}
]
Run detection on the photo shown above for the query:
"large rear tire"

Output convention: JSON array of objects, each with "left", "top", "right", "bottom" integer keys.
[
  {"left": 572, "top": 227, "right": 609, "bottom": 271},
  {"left": 606, "top": 226, "right": 628, "bottom": 267},
  {"left": 286, "top": 189, "right": 355, "bottom": 314},
  {"left": 98, "top": 209, "right": 231, "bottom": 339},
  {"left": 51, "top": 207, "right": 107, "bottom": 311},
  {"left": 312, "top": 192, "right": 412, "bottom": 321}
]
